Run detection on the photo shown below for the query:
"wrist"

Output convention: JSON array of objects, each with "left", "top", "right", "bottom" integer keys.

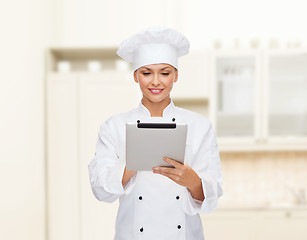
[
  {"left": 187, "top": 177, "right": 204, "bottom": 201},
  {"left": 188, "top": 176, "right": 202, "bottom": 192}
]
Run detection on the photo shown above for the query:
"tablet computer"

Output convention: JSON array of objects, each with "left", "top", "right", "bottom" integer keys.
[{"left": 126, "top": 122, "right": 187, "bottom": 171}]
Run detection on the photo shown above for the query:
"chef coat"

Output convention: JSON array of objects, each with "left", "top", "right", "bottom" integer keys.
[{"left": 88, "top": 99, "right": 223, "bottom": 240}]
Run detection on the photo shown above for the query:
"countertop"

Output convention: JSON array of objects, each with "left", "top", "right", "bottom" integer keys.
[{"left": 217, "top": 203, "right": 307, "bottom": 211}]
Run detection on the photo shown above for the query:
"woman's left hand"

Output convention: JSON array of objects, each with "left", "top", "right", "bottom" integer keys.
[{"left": 152, "top": 157, "right": 204, "bottom": 201}]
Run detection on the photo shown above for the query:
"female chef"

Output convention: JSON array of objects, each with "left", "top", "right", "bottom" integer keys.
[{"left": 88, "top": 26, "right": 223, "bottom": 240}]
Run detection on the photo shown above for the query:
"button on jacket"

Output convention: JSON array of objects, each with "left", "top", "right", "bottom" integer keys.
[{"left": 88, "top": 99, "right": 223, "bottom": 240}]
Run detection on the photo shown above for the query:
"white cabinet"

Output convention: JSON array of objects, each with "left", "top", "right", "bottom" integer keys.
[
  {"left": 201, "top": 210, "right": 256, "bottom": 240},
  {"left": 47, "top": 72, "right": 140, "bottom": 240},
  {"left": 46, "top": 48, "right": 141, "bottom": 240},
  {"left": 210, "top": 51, "right": 261, "bottom": 139},
  {"left": 258, "top": 209, "right": 307, "bottom": 240},
  {"left": 201, "top": 208, "right": 307, "bottom": 240},
  {"left": 210, "top": 50, "right": 307, "bottom": 151},
  {"left": 263, "top": 50, "right": 307, "bottom": 144},
  {"left": 78, "top": 73, "right": 140, "bottom": 240},
  {"left": 47, "top": 73, "right": 80, "bottom": 240}
]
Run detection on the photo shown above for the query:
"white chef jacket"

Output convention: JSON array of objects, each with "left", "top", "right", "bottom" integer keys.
[{"left": 88, "top": 99, "right": 223, "bottom": 240}]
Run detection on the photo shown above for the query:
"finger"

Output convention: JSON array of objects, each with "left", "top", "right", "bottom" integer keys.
[
  {"left": 163, "top": 157, "right": 183, "bottom": 168},
  {"left": 155, "top": 171, "right": 182, "bottom": 184},
  {"left": 153, "top": 166, "right": 178, "bottom": 175}
]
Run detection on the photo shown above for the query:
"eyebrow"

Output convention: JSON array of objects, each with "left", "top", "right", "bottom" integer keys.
[
  {"left": 141, "top": 66, "right": 171, "bottom": 70},
  {"left": 161, "top": 67, "right": 171, "bottom": 70}
]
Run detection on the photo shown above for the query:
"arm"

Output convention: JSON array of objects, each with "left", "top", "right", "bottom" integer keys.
[
  {"left": 153, "top": 157, "right": 205, "bottom": 201},
  {"left": 153, "top": 122, "right": 223, "bottom": 215},
  {"left": 184, "top": 122, "right": 223, "bottom": 214},
  {"left": 122, "top": 167, "right": 136, "bottom": 186},
  {"left": 187, "top": 176, "right": 204, "bottom": 201},
  {"left": 88, "top": 119, "right": 137, "bottom": 203}
]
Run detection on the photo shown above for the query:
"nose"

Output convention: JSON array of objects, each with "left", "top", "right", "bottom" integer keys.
[{"left": 152, "top": 73, "right": 160, "bottom": 86}]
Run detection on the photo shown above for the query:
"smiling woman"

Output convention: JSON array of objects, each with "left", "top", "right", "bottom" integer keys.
[
  {"left": 88, "top": 26, "right": 223, "bottom": 240},
  {"left": 133, "top": 64, "right": 178, "bottom": 117}
]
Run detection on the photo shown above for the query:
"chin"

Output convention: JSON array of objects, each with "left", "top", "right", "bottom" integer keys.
[{"left": 147, "top": 95, "right": 169, "bottom": 103}]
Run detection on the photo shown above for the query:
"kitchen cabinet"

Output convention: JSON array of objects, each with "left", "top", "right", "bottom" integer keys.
[
  {"left": 78, "top": 73, "right": 140, "bottom": 240},
  {"left": 46, "top": 48, "right": 141, "bottom": 240},
  {"left": 201, "top": 207, "right": 307, "bottom": 240},
  {"left": 210, "top": 50, "right": 307, "bottom": 151},
  {"left": 263, "top": 50, "right": 307, "bottom": 145},
  {"left": 201, "top": 210, "right": 256, "bottom": 240},
  {"left": 258, "top": 209, "right": 307, "bottom": 240},
  {"left": 210, "top": 51, "right": 261, "bottom": 139},
  {"left": 47, "top": 73, "right": 80, "bottom": 240}
]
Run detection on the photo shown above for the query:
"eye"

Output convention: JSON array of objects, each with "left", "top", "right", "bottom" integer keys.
[
  {"left": 161, "top": 73, "right": 170, "bottom": 76},
  {"left": 142, "top": 72, "right": 151, "bottom": 76}
]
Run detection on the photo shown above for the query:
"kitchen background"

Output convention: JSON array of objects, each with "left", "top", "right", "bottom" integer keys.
[{"left": 1, "top": 0, "right": 307, "bottom": 240}]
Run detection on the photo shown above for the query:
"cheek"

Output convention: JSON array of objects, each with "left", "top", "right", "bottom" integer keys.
[
  {"left": 137, "top": 79, "right": 149, "bottom": 89},
  {"left": 163, "top": 77, "right": 175, "bottom": 88}
]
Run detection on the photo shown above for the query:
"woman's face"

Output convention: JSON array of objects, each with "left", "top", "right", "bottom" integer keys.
[{"left": 133, "top": 63, "right": 178, "bottom": 104}]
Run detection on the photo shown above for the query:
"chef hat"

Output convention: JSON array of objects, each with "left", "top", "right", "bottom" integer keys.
[{"left": 116, "top": 26, "right": 190, "bottom": 71}]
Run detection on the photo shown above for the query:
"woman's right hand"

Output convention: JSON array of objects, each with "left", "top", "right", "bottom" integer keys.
[{"left": 122, "top": 167, "right": 136, "bottom": 187}]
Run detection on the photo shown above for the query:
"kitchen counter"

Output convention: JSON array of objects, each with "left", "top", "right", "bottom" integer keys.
[
  {"left": 201, "top": 204, "right": 307, "bottom": 240},
  {"left": 217, "top": 203, "right": 307, "bottom": 210}
]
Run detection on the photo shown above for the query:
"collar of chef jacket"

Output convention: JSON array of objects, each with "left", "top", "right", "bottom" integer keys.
[{"left": 136, "top": 99, "right": 176, "bottom": 122}]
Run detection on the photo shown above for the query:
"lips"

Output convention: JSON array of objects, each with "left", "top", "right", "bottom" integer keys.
[{"left": 149, "top": 88, "right": 164, "bottom": 94}]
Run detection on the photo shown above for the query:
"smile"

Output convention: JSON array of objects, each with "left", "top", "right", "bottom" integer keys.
[{"left": 149, "top": 88, "right": 164, "bottom": 94}]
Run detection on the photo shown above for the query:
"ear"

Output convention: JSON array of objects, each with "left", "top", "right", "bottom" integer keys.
[
  {"left": 174, "top": 69, "right": 178, "bottom": 83},
  {"left": 133, "top": 71, "right": 138, "bottom": 83}
]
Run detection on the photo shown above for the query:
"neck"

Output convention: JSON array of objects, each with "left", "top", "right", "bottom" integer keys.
[{"left": 142, "top": 97, "right": 171, "bottom": 117}]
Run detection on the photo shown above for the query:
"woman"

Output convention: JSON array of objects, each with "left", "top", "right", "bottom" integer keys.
[{"left": 88, "top": 26, "right": 223, "bottom": 240}]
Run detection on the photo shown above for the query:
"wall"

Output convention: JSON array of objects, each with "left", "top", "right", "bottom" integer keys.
[
  {"left": 51, "top": 0, "right": 307, "bottom": 49},
  {"left": 0, "top": 1, "right": 53, "bottom": 239},
  {"left": 52, "top": 0, "right": 181, "bottom": 47}
]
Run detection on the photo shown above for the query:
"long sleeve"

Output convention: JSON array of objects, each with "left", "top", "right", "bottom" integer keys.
[
  {"left": 88, "top": 119, "right": 137, "bottom": 203},
  {"left": 182, "top": 121, "right": 223, "bottom": 215}
]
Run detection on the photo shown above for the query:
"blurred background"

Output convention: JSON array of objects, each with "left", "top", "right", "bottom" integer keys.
[{"left": 1, "top": 0, "right": 307, "bottom": 239}]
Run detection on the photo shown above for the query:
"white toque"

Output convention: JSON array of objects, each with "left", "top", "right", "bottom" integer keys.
[{"left": 116, "top": 26, "right": 190, "bottom": 71}]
